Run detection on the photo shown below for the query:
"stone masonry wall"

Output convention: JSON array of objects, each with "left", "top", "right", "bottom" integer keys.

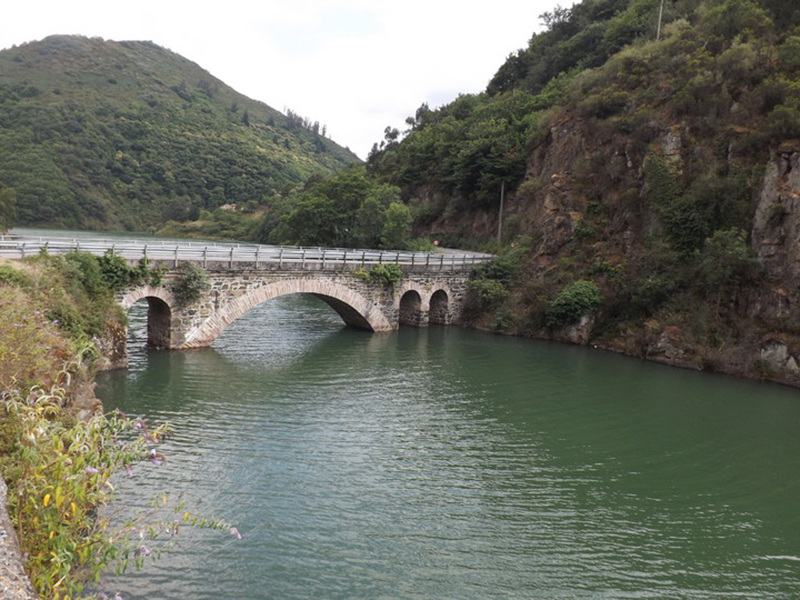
[{"left": 119, "top": 262, "right": 471, "bottom": 350}]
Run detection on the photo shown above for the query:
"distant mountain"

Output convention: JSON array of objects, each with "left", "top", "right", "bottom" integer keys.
[{"left": 0, "top": 35, "right": 359, "bottom": 230}]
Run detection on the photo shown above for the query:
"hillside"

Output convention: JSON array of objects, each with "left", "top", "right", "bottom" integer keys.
[
  {"left": 364, "top": 0, "right": 800, "bottom": 386},
  {"left": 0, "top": 35, "right": 359, "bottom": 231}
]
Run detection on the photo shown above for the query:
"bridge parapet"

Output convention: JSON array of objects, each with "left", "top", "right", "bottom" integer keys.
[{"left": 0, "top": 235, "right": 491, "bottom": 272}]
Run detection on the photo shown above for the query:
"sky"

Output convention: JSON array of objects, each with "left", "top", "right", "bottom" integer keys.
[{"left": 1, "top": 0, "right": 563, "bottom": 159}]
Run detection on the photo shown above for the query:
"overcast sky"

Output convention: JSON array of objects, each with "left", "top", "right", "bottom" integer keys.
[{"left": 2, "top": 0, "right": 562, "bottom": 159}]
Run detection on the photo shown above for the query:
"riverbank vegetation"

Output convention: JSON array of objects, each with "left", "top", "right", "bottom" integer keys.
[{"left": 0, "top": 252, "right": 215, "bottom": 598}]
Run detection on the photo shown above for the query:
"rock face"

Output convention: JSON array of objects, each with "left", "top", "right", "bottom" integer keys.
[
  {"left": 501, "top": 112, "right": 800, "bottom": 388},
  {"left": 752, "top": 144, "right": 800, "bottom": 320}
]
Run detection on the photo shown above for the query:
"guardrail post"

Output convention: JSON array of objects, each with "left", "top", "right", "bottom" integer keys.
[
  {"left": 20, "top": 242, "right": 25, "bottom": 258},
  {"left": 255, "top": 246, "right": 260, "bottom": 269},
  {"left": 301, "top": 249, "right": 307, "bottom": 270},
  {"left": 322, "top": 249, "right": 326, "bottom": 270},
  {"left": 411, "top": 253, "right": 415, "bottom": 267},
  {"left": 279, "top": 247, "right": 283, "bottom": 269},
  {"left": 229, "top": 246, "right": 234, "bottom": 269},
  {"left": 379, "top": 252, "right": 383, "bottom": 265},
  {"left": 174, "top": 246, "right": 179, "bottom": 268},
  {"left": 426, "top": 253, "right": 430, "bottom": 268},
  {"left": 203, "top": 246, "right": 208, "bottom": 268},
  {"left": 143, "top": 245, "right": 148, "bottom": 261},
  {"left": 395, "top": 252, "right": 400, "bottom": 263},
  {"left": 361, "top": 251, "right": 365, "bottom": 268},
  {"left": 343, "top": 250, "right": 347, "bottom": 271},
  {"left": 439, "top": 254, "right": 444, "bottom": 271}
]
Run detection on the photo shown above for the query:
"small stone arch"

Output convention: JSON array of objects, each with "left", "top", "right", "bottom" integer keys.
[
  {"left": 399, "top": 289, "right": 426, "bottom": 327},
  {"left": 429, "top": 289, "right": 450, "bottom": 325},
  {"left": 179, "top": 278, "right": 393, "bottom": 348},
  {"left": 119, "top": 286, "right": 177, "bottom": 349}
]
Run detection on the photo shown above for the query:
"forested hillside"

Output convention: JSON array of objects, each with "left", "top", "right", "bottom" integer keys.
[
  {"left": 0, "top": 35, "right": 358, "bottom": 231},
  {"left": 364, "top": 0, "right": 800, "bottom": 386}
]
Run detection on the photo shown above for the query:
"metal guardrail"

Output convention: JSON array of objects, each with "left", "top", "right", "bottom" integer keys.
[{"left": 0, "top": 235, "right": 493, "bottom": 272}]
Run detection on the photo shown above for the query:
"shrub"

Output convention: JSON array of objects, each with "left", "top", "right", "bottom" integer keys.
[
  {"left": 0, "top": 287, "right": 72, "bottom": 393},
  {"left": 545, "top": 279, "right": 602, "bottom": 327},
  {"left": 471, "top": 252, "right": 522, "bottom": 287},
  {"left": 352, "top": 263, "right": 403, "bottom": 293},
  {"left": 369, "top": 263, "right": 403, "bottom": 292},
  {"left": 169, "top": 262, "right": 210, "bottom": 306},
  {"left": 0, "top": 264, "right": 28, "bottom": 287},
  {"left": 1, "top": 362, "right": 234, "bottom": 600}
]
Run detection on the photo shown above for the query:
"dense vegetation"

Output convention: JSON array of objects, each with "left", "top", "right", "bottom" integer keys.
[
  {"left": 0, "top": 35, "right": 358, "bottom": 231},
  {"left": 256, "top": 165, "right": 425, "bottom": 250},
  {"left": 364, "top": 0, "right": 800, "bottom": 379}
]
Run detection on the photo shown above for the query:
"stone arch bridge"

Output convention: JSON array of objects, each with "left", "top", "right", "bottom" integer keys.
[
  {"left": 118, "top": 262, "right": 472, "bottom": 352},
  {"left": 0, "top": 236, "right": 490, "bottom": 364}
]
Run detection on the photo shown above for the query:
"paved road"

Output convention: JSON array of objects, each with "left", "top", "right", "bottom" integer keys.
[{"left": 0, "top": 234, "right": 493, "bottom": 270}]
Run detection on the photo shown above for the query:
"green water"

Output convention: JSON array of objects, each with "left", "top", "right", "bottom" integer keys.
[{"left": 95, "top": 294, "right": 800, "bottom": 599}]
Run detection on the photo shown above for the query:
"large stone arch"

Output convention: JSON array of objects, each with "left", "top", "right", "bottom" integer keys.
[
  {"left": 180, "top": 278, "right": 393, "bottom": 348},
  {"left": 119, "top": 285, "right": 177, "bottom": 310},
  {"left": 118, "top": 286, "right": 177, "bottom": 349}
]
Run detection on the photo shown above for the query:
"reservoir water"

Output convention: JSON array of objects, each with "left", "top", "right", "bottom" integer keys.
[{"left": 95, "top": 294, "right": 800, "bottom": 599}]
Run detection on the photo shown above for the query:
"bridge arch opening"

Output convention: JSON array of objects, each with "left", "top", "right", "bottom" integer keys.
[
  {"left": 127, "top": 296, "right": 173, "bottom": 350},
  {"left": 399, "top": 290, "right": 425, "bottom": 327},
  {"left": 429, "top": 290, "right": 449, "bottom": 325},
  {"left": 312, "top": 294, "right": 374, "bottom": 330},
  {"left": 179, "top": 278, "right": 393, "bottom": 348}
]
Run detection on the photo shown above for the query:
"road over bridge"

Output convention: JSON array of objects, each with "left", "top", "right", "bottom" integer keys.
[{"left": 1, "top": 235, "right": 492, "bottom": 365}]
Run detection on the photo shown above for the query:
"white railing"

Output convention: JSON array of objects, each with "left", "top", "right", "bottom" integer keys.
[{"left": 0, "top": 235, "right": 493, "bottom": 272}]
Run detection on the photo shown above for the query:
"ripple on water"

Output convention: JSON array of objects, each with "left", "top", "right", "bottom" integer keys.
[{"left": 94, "top": 295, "right": 800, "bottom": 599}]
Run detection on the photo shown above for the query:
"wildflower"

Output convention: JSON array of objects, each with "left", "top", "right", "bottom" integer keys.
[
  {"left": 148, "top": 449, "right": 166, "bottom": 465},
  {"left": 230, "top": 527, "right": 242, "bottom": 540},
  {"left": 85, "top": 466, "right": 99, "bottom": 475},
  {"left": 135, "top": 544, "right": 151, "bottom": 558}
]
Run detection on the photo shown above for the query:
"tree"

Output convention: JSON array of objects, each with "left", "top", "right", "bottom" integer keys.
[
  {"left": 380, "top": 202, "right": 412, "bottom": 249},
  {"left": 0, "top": 184, "right": 16, "bottom": 231},
  {"left": 696, "top": 228, "right": 759, "bottom": 311}
]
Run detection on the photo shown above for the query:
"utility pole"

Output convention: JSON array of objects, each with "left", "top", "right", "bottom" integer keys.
[
  {"left": 656, "top": 0, "right": 665, "bottom": 41},
  {"left": 497, "top": 181, "right": 505, "bottom": 247}
]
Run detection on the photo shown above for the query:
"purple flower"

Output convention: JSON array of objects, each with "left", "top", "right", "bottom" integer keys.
[
  {"left": 230, "top": 527, "right": 242, "bottom": 540},
  {"left": 135, "top": 544, "right": 151, "bottom": 558},
  {"left": 85, "top": 466, "right": 99, "bottom": 475},
  {"left": 148, "top": 449, "right": 166, "bottom": 465}
]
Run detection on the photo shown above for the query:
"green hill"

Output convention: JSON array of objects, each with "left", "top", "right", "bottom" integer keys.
[
  {"left": 363, "top": 0, "right": 800, "bottom": 385},
  {"left": 0, "top": 35, "right": 359, "bottom": 231}
]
